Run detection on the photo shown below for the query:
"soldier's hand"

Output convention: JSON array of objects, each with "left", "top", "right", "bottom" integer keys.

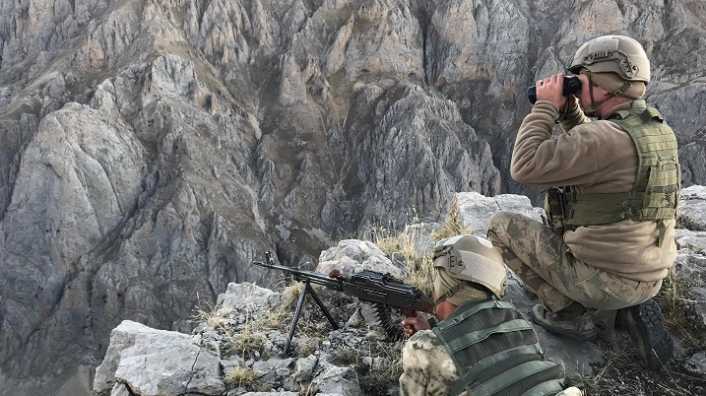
[
  {"left": 536, "top": 73, "right": 567, "bottom": 111},
  {"left": 401, "top": 314, "right": 431, "bottom": 337}
]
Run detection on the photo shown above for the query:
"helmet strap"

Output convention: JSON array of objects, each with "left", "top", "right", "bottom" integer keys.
[
  {"left": 584, "top": 70, "right": 614, "bottom": 117},
  {"left": 612, "top": 80, "right": 633, "bottom": 97}
]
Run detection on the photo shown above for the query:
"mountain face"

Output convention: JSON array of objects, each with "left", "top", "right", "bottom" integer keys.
[{"left": 0, "top": 0, "right": 704, "bottom": 394}]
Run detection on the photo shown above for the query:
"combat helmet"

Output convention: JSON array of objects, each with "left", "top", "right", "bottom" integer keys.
[
  {"left": 568, "top": 35, "right": 650, "bottom": 83},
  {"left": 432, "top": 235, "right": 507, "bottom": 298}
]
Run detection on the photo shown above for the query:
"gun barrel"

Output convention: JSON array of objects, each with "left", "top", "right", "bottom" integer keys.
[{"left": 252, "top": 257, "right": 342, "bottom": 289}]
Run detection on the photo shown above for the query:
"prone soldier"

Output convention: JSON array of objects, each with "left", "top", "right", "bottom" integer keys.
[{"left": 399, "top": 235, "right": 583, "bottom": 396}]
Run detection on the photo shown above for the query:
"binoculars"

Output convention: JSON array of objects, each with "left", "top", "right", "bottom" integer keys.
[{"left": 527, "top": 76, "right": 582, "bottom": 104}]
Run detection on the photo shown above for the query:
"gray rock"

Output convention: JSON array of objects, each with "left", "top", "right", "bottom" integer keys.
[
  {"left": 680, "top": 142, "right": 706, "bottom": 187},
  {"left": 678, "top": 185, "right": 706, "bottom": 231},
  {"left": 294, "top": 355, "right": 319, "bottom": 383},
  {"left": 456, "top": 192, "right": 545, "bottom": 236},
  {"left": 311, "top": 361, "right": 361, "bottom": 396},
  {"left": 317, "top": 239, "right": 405, "bottom": 279},
  {"left": 672, "top": 252, "right": 706, "bottom": 328},
  {"left": 684, "top": 351, "right": 706, "bottom": 377},
  {"left": 687, "top": 287, "right": 706, "bottom": 329},
  {"left": 345, "top": 307, "right": 366, "bottom": 328},
  {"left": 109, "top": 383, "right": 132, "bottom": 396},
  {"left": 252, "top": 358, "right": 294, "bottom": 390},
  {"left": 217, "top": 282, "right": 282, "bottom": 313},
  {"left": 675, "top": 229, "right": 706, "bottom": 252},
  {"left": 93, "top": 320, "right": 225, "bottom": 396},
  {"left": 220, "top": 356, "right": 246, "bottom": 375}
]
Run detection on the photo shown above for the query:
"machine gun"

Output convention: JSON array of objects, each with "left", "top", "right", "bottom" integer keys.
[{"left": 252, "top": 251, "right": 434, "bottom": 353}]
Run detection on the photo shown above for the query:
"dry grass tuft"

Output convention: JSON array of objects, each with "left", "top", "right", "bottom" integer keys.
[
  {"left": 225, "top": 328, "right": 266, "bottom": 358},
  {"left": 191, "top": 303, "right": 230, "bottom": 330},
  {"left": 432, "top": 195, "right": 471, "bottom": 241},
  {"left": 405, "top": 255, "right": 435, "bottom": 297},
  {"left": 223, "top": 367, "right": 257, "bottom": 387},
  {"left": 373, "top": 225, "right": 417, "bottom": 262},
  {"left": 280, "top": 282, "right": 304, "bottom": 311},
  {"left": 370, "top": 224, "right": 435, "bottom": 297},
  {"left": 223, "top": 310, "right": 268, "bottom": 358}
]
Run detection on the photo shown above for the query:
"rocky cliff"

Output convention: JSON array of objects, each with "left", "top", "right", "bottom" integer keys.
[{"left": 1, "top": 0, "right": 705, "bottom": 395}]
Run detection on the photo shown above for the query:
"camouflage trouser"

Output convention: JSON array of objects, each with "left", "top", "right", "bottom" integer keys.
[{"left": 487, "top": 212, "right": 662, "bottom": 312}]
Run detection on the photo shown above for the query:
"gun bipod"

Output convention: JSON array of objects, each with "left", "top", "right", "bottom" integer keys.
[{"left": 285, "top": 280, "right": 339, "bottom": 354}]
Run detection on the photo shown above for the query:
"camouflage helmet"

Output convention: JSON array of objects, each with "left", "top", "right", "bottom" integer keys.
[
  {"left": 568, "top": 35, "right": 650, "bottom": 83},
  {"left": 432, "top": 235, "right": 507, "bottom": 298}
]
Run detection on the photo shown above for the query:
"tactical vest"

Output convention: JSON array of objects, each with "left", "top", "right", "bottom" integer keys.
[
  {"left": 545, "top": 99, "right": 680, "bottom": 235},
  {"left": 432, "top": 300, "right": 565, "bottom": 396}
]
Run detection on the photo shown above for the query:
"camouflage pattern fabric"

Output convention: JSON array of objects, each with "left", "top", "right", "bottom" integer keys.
[
  {"left": 400, "top": 329, "right": 463, "bottom": 396},
  {"left": 399, "top": 329, "right": 583, "bottom": 396},
  {"left": 487, "top": 212, "right": 661, "bottom": 312}
]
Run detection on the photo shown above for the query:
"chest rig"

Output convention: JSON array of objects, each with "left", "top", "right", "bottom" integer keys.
[
  {"left": 545, "top": 99, "right": 680, "bottom": 240},
  {"left": 433, "top": 300, "right": 565, "bottom": 396}
]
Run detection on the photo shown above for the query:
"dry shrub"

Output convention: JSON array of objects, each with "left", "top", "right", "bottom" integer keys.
[
  {"left": 224, "top": 367, "right": 257, "bottom": 387},
  {"left": 191, "top": 303, "right": 230, "bottom": 330},
  {"left": 223, "top": 310, "right": 267, "bottom": 358},
  {"left": 432, "top": 195, "right": 471, "bottom": 241},
  {"left": 370, "top": 225, "right": 435, "bottom": 297},
  {"left": 406, "top": 255, "right": 435, "bottom": 297},
  {"left": 373, "top": 225, "right": 416, "bottom": 261}
]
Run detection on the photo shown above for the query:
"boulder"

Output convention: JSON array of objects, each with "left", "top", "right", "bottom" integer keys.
[
  {"left": 108, "top": 384, "right": 132, "bottom": 396},
  {"left": 217, "top": 282, "right": 282, "bottom": 313},
  {"left": 252, "top": 358, "right": 295, "bottom": 391},
  {"left": 678, "top": 185, "right": 706, "bottom": 231},
  {"left": 672, "top": 251, "right": 706, "bottom": 328},
  {"left": 294, "top": 355, "right": 319, "bottom": 383},
  {"left": 93, "top": 321, "right": 224, "bottom": 396},
  {"left": 675, "top": 229, "right": 706, "bottom": 252},
  {"left": 311, "top": 361, "right": 362, "bottom": 396},
  {"left": 456, "top": 192, "right": 545, "bottom": 236},
  {"left": 684, "top": 351, "right": 706, "bottom": 377},
  {"left": 317, "top": 239, "right": 405, "bottom": 279}
]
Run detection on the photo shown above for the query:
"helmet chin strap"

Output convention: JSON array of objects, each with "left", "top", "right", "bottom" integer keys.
[
  {"left": 583, "top": 70, "right": 634, "bottom": 117},
  {"left": 583, "top": 71, "right": 612, "bottom": 117}
]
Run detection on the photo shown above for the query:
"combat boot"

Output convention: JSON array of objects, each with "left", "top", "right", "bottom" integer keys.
[
  {"left": 530, "top": 303, "right": 597, "bottom": 341},
  {"left": 617, "top": 299, "right": 673, "bottom": 370}
]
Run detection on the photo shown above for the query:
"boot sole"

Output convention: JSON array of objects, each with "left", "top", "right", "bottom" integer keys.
[
  {"left": 530, "top": 304, "right": 597, "bottom": 341},
  {"left": 621, "top": 299, "right": 673, "bottom": 370}
]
